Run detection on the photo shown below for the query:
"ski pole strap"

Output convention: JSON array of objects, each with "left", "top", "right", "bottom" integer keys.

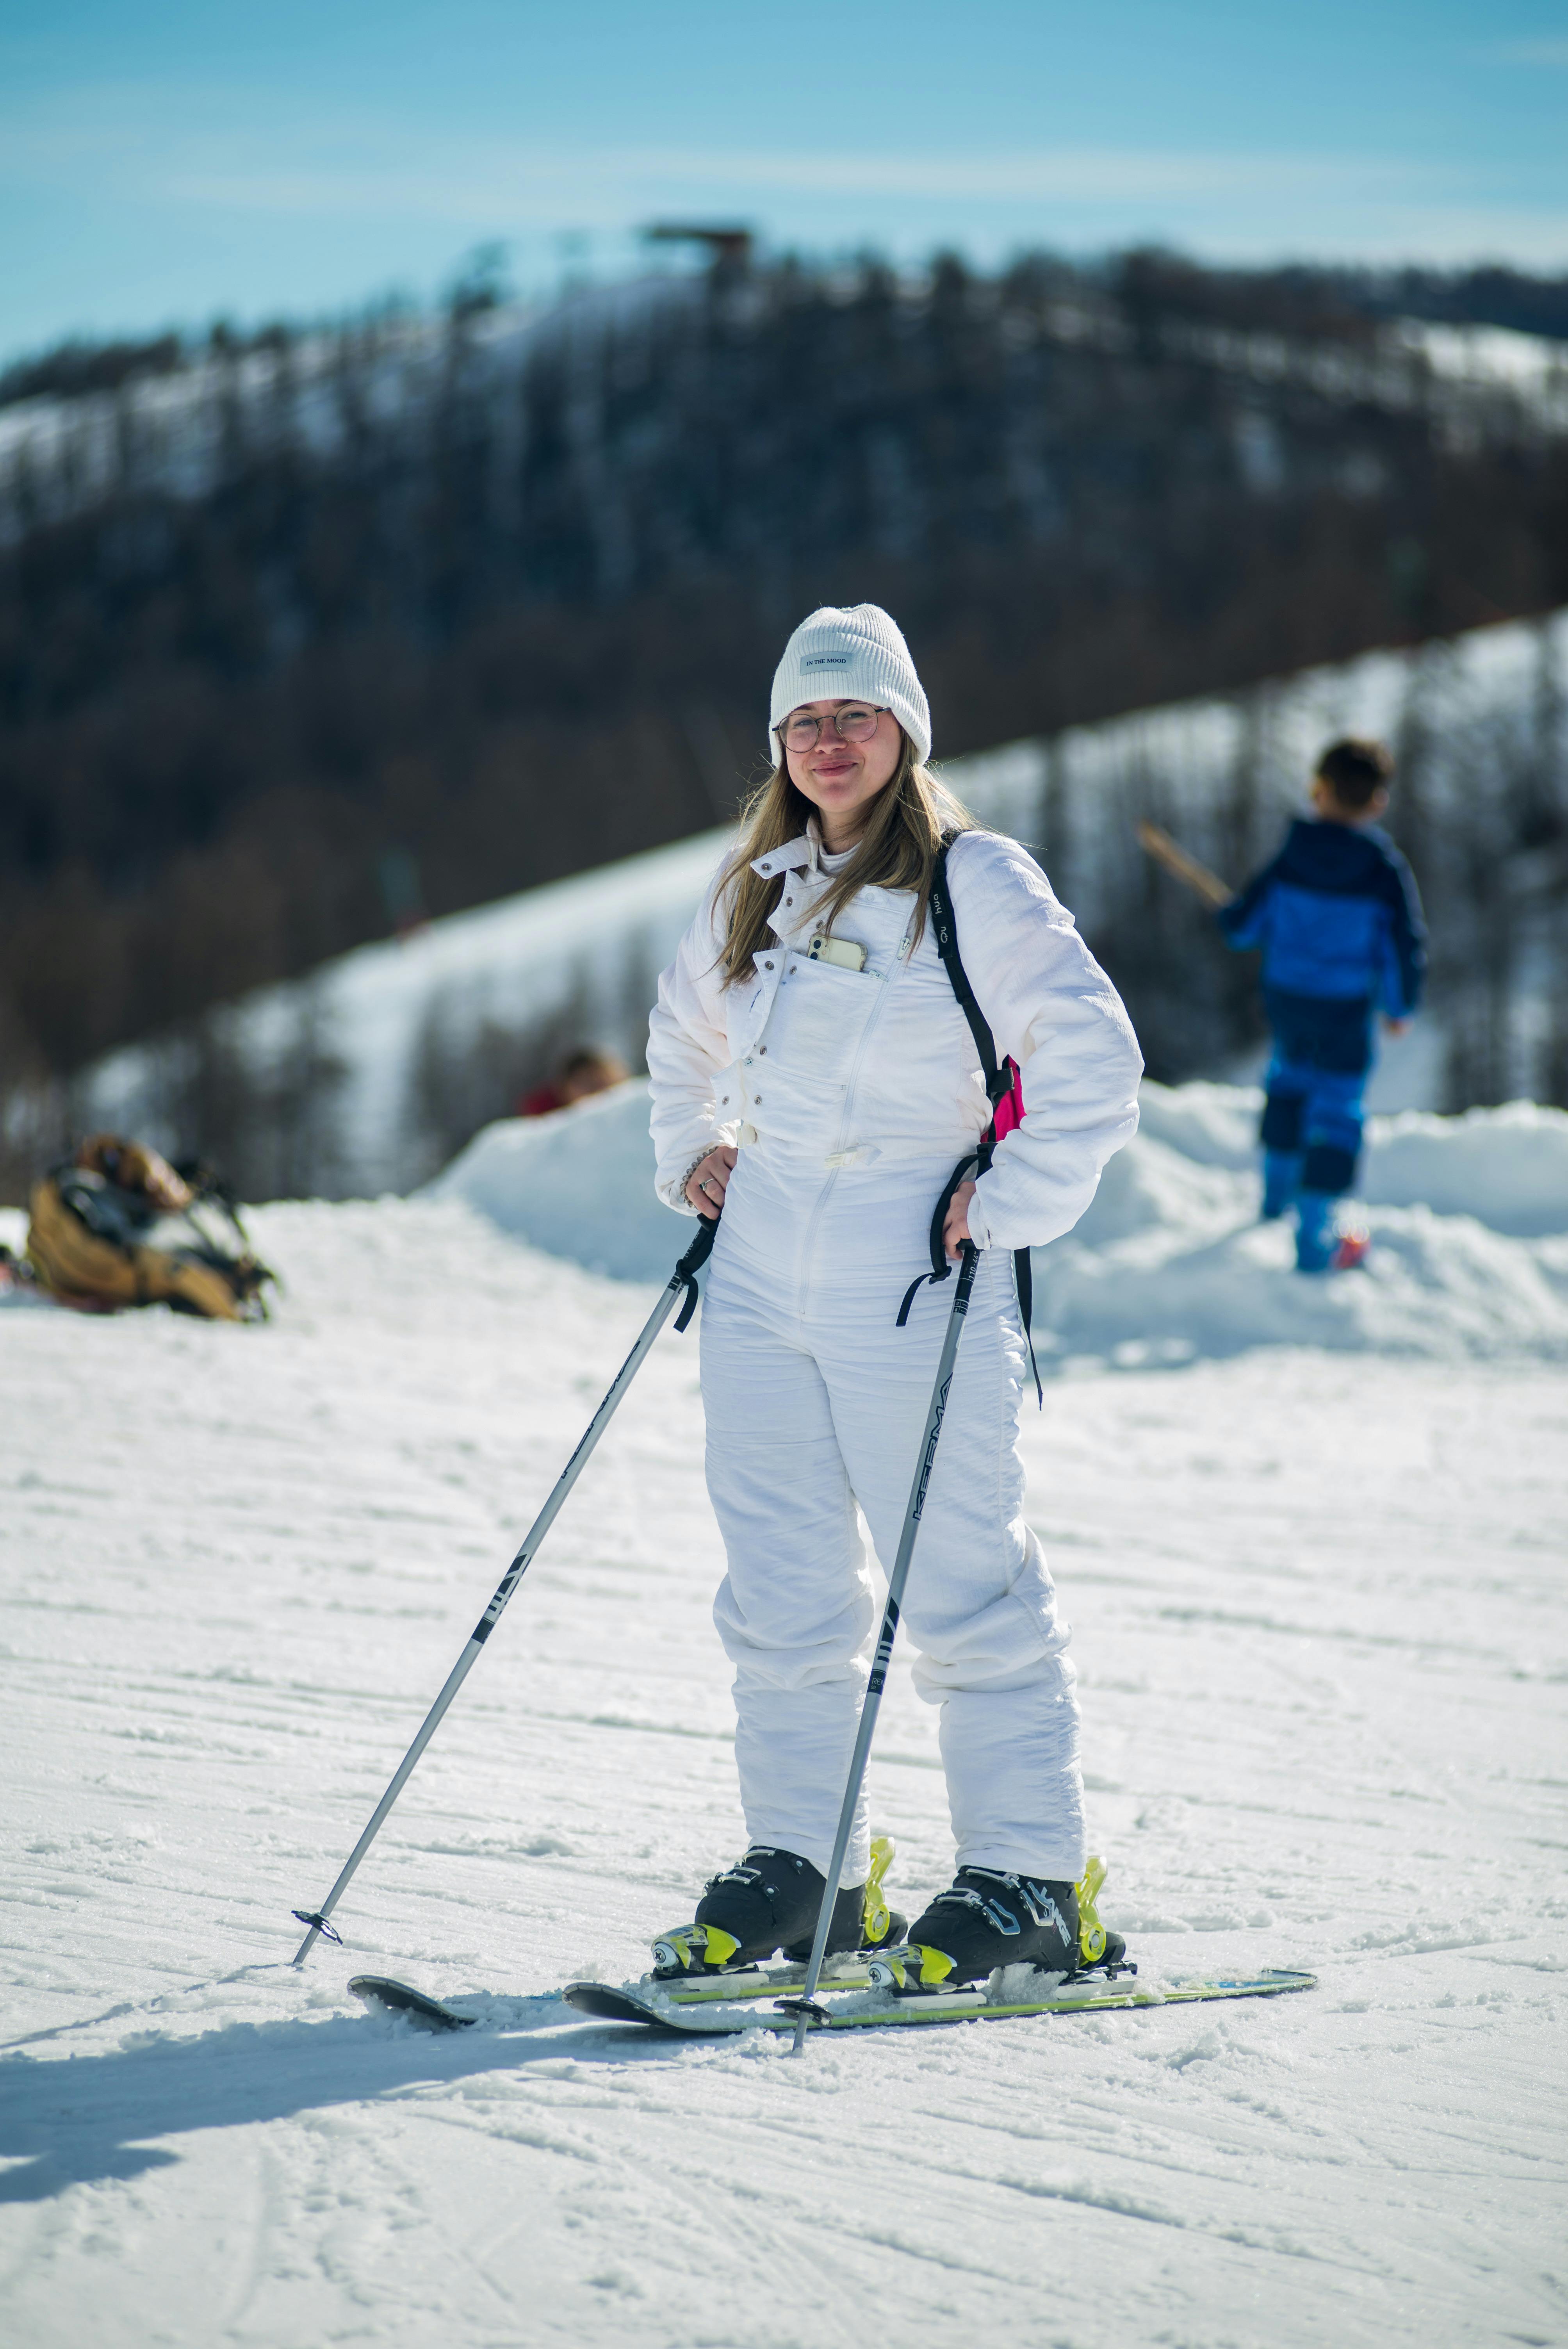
[
  {"left": 893, "top": 1154, "right": 1039, "bottom": 1407},
  {"left": 671, "top": 1209, "right": 720, "bottom": 1331},
  {"left": 895, "top": 1148, "right": 987, "bottom": 1326}
]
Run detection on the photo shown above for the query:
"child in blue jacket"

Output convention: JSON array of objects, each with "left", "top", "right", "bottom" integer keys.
[{"left": 1220, "top": 738, "right": 1427, "bottom": 1272}]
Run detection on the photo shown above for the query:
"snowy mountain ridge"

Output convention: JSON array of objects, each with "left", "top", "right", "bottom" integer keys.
[
  {"left": 5, "top": 286, "right": 1564, "bottom": 541},
  {"left": 0, "top": 277, "right": 701, "bottom": 536}
]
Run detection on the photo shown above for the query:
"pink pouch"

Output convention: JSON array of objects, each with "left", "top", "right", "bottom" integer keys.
[{"left": 992, "top": 1056, "right": 1026, "bottom": 1140}]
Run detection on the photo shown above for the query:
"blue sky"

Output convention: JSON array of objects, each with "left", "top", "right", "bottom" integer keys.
[{"left": 4, "top": 1, "right": 1566, "bottom": 365}]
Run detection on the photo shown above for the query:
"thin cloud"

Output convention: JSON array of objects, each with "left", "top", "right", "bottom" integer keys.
[
  {"left": 161, "top": 144, "right": 1409, "bottom": 223},
  {"left": 1492, "top": 39, "right": 1568, "bottom": 66},
  {"left": 3, "top": 79, "right": 1566, "bottom": 274},
  {"left": 0, "top": 82, "right": 1422, "bottom": 220}
]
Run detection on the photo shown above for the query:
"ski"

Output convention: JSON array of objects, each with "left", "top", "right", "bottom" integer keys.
[
  {"left": 346, "top": 1956, "right": 888, "bottom": 2029},
  {"left": 560, "top": 1966, "right": 1317, "bottom": 2034},
  {"left": 349, "top": 1975, "right": 478, "bottom": 2030}
]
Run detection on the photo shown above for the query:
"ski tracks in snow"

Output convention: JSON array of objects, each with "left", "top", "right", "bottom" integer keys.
[{"left": 2, "top": 1198, "right": 1565, "bottom": 2346}]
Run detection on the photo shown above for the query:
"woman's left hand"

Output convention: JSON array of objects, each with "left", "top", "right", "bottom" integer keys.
[{"left": 943, "top": 1179, "right": 978, "bottom": 1261}]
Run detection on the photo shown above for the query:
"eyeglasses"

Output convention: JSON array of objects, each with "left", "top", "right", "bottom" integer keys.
[{"left": 777, "top": 705, "right": 886, "bottom": 752}]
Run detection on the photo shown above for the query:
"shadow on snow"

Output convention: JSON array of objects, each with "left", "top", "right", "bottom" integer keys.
[{"left": 0, "top": 1994, "right": 687, "bottom": 2202}]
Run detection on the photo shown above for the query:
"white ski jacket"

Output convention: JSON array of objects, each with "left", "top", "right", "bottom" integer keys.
[{"left": 648, "top": 826, "right": 1142, "bottom": 1253}]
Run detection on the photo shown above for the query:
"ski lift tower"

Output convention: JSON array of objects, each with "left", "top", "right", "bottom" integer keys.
[{"left": 642, "top": 224, "right": 755, "bottom": 273}]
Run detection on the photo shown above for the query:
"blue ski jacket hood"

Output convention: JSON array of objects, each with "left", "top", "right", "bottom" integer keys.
[{"left": 1219, "top": 818, "right": 1427, "bottom": 1014}]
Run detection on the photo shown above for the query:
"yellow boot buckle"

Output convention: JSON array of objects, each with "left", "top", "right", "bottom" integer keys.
[
  {"left": 1075, "top": 1855, "right": 1108, "bottom": 1966},
  {"left": 862, "top": 1835, "right": 896, "bottom": 1946}
]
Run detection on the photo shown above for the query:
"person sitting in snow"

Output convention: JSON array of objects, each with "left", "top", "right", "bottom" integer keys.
[
  {"left": 1219, "top": 737, "right": 1427, "bottom": 1273},
  {"left": 515, "top": 1046, "right": 629, "bottom": 1119}
]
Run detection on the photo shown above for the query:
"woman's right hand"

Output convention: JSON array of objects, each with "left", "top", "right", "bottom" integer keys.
[{"left": 685, "top": 1146, "right": 738, "bottom": 1219}]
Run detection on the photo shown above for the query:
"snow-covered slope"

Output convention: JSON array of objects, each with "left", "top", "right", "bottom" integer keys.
[
  {"left": 82, "top": 826, "right": 735, "bottom": 1197},
  {"left": 72, "top": 601, "right": 1568, "bottom": 1196},
  {"left": 955, "top": 605, "right": 1568, "bottom": 926},
  {"left": 2, "top": 1193, "right": 1563, "bottom": 2347},
  {"left": 0, "top": 280, "right": 701, "bottom": 536},
  {"left": 7, "top": 294, "right": 1563, "bottom": 538},
  {"left": 429, "top": 1077, "right": 1568, "bottom": 1362}
]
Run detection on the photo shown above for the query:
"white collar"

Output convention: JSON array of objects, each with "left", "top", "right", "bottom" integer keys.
[
  {"left": 750, "top": 816, "right": 843, "bottom": 880},
  {"left": 748, "top": 828, "right": 819, "bottom": 880}
]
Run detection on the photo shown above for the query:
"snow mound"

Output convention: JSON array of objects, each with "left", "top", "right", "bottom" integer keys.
[
  {"left": 1360, "top": 1100, "right": 1568, "bottom": 1237},
  {"left": 422, "top": 1081, "right": 690, "bottom": 1283},
  {"left": 429, "top": 1080, "right": 1568, "bottom": 1363},
  {"left": 1044, "top": 1171, "right": 1568, "bottom": 1366},
  {"left": 1046, "top": 1088, "right": 1568, "bottom": 1364}
]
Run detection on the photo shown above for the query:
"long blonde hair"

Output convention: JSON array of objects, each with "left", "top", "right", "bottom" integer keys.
[{"left": 715, "top": 733, "right": 976, "bottom": 986}]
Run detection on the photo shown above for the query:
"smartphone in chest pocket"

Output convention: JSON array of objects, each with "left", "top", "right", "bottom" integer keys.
[{"left": 806, "top": 933, "right": 868, "bottom": 972}]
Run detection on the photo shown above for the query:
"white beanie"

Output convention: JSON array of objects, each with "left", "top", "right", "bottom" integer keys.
[{"left": 768, "top": 603, "right": 932, "bottom": 765}]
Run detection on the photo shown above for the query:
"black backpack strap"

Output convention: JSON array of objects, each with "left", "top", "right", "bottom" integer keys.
[
  {"left": 928, "top": 845, "right": 1013, "bottom": 1126},
  {"left": 900, "top": 838, "right": 1043, "bottom": 1406},
  {"left": 1014, "top": 1248, "right": 1036, "bottom": 1399}
]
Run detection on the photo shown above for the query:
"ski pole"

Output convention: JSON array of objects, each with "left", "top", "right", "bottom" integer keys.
[
  {"left": 779, "top": 1239, "right": 980, "bottom": 2052},
  {"left": 290, "top": 1214, "right": 720, "bottom": 1967}
]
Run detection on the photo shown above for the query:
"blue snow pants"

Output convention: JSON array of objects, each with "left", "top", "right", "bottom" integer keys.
[{"left": 1258, "top": 989, "right": 1373, "bottom": 1272}]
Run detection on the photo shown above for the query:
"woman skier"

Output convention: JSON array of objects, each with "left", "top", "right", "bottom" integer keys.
[{"left": 647, "top": 604, "right": 1143, "bottom": 1988}]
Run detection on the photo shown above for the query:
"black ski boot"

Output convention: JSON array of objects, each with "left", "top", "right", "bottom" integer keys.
[
  {"left": 652, "top": 1837, "right": 905, "bottom": 1978},
  {"left": 898, "top": 1868, "right": 1080, "bottom": 1989},
  {"left": 888, "top": 1854, "right": 1127, "bottom": 1991}
]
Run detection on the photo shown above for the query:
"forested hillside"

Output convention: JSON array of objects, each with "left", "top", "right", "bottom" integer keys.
[{"left": 3, "top": 246, "right": 1566, "bottom": 1115}]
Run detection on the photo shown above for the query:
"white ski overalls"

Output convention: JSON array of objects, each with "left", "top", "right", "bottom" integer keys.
[{"left": 647, "top": 827, "right": 1142, "bottom": 1886}]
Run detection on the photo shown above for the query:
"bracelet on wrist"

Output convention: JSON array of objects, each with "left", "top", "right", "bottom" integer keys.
[{"left": 679, "top": 1151, "right": 713, "bottom": 1200}]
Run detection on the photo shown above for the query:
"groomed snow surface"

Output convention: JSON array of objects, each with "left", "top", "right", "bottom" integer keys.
[{"left": 4, "top": 1086, "right": 1567, "bottom": 2348}]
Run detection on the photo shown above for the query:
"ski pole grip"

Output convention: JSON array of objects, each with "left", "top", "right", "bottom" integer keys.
[
  {"left": 676, "top": 1212, "right": 720, "bottom": 1277},
  {"left": 672, "top": 1207, "right": 721, "bottom": 1330}
]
